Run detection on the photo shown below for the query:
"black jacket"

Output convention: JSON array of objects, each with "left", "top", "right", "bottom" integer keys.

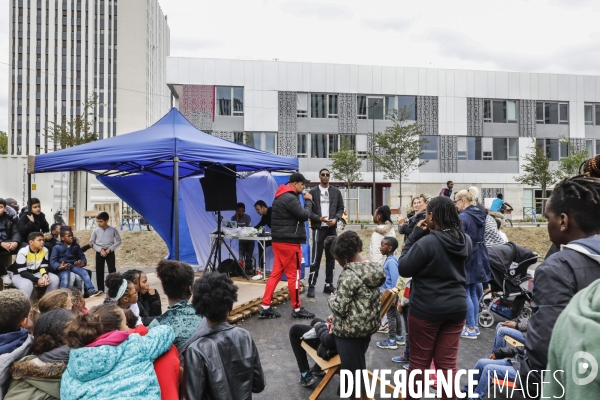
[
  {"left": 0, "top": 213, "right": 21, "bottom": 244},
  {"left": 314, "top": 321, "right": 338, "bottom": 360},
  {"left": 271, "top": 185, "right": 312, "bottom": 244},
  {"left": 181, "top": 320, "right": 265, "bottom": 400},
  {"left": 512, "top": 235, "right": 600, "bottom": 392},
  {"left": 399, "top": 227, "right": 472, "bottom": 322},
  {"left": 17, "top": 211, "right": 50, "bottom": 240},
  {"left": 137, "top": 290, "right": 162, "bottom": 326},
  {"left": 398, "top": 210, "right": 425, "bottom": 239},
  {"left": 308, "top": 185, "right": 344, "bottom": 229},
  {"left": 253, "top": 207, "right": 272, "bottom": 229}
]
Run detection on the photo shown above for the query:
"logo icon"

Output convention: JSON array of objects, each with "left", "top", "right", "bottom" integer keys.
[{"left": 572, "top": 351, "right": 598, "bottom": 386}]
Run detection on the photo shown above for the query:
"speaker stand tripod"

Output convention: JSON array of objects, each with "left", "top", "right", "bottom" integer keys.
[{"left": 205, "top": 211, "right": 249, "bottom": 280}]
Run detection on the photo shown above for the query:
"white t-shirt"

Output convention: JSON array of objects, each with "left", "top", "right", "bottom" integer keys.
[{"left": 319, "top": 186, "right": 330, "bottom": 227}]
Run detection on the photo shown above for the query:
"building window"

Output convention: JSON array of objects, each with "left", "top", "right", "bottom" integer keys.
[
  {"left": 397, "top": 96, "right": 417, "bottom": 120},
  {"left": 537, "top": 138, "right": 560, "bottom": 161},
  {"left": 536, "top": 102, "right": 568, "bottom": 125},
  {"left": 310, "top": 94, "right": 327, "bottom": 118},
  {"left": 233, "top": 132, "right": 244, "bottom": 144},
  {"left": 297, "top": 93, "right": 308, "bottom": 118},
  {"left": 585, "top": 104, "right": 593, "bottom": 125},
  {"left": 385, "top": 96, "right": 395, "bottom": 119},
  {"left": 367, "top": 97, "right": 384, "bottom": 120},
  {"left": 484, "top": 100, "right": 517, "bottom": 123},
  {"left": 246, "top": 132, "right": 276, "bottom": 153},
  {"left": 467, "top": 137, "right": 482, "bottom": 160},
  {"left": 357, "top": 95, "right": 367, "bottom": 119},
  {"left": 310, "top": 134, "right": 340, "bottom": 158},
  {"left": 297, "top": 134, "right": 307, "bottom": 158},
  {"left": 420, "top": 136, "right": 438, "bottom": 160},
  {"left": 215, "top": 86, "right": 243, "bottom": 116},
  {"left": 328, "top": 94, "right": 338, "bottom": 118},
  {"left": 587, "top": 139, "right": 594, "bottom": 157},
  {"left": 492, "top": 138, "right": 519, "bottom": 161}
]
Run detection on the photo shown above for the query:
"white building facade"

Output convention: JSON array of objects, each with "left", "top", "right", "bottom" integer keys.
[
  {"left": 7, "top": 0, "right": 171, "bottom": 156},
  {"left": 166, "top": 58, "right": 600, "bottom": 219}
]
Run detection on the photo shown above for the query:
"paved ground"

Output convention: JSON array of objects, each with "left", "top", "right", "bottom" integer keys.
[{"left": 235, "top": 266, "right": 525, "bottom": 400}]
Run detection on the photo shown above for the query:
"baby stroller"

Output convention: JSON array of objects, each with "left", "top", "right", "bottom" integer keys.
[{"left": 478, "top": 242, "right": 539, "bottom": 328}]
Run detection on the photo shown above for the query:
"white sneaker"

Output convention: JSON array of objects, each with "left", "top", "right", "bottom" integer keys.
[{"left": 2, "top": 275, "right": 13, "bottom": 287}]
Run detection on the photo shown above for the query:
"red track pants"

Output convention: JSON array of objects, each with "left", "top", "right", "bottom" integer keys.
[{"left": 262, "top": 242, "right": 302, "bottom": 309}]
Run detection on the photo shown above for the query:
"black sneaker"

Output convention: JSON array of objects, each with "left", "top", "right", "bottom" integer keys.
[
  {"left": 88, "top": 290, "right": 104, "bottom": 298},
  {"left": 258, "top": 306, "right": 281, "bottom": 319},
  {"left": 323, "top": 284, "right": 336, "bottom": 294},
  {"left": 300, "top": 371, "right": 318, "bottom": 387},
  {"left": 310, "top": 364, "right": 325, "bottom": 377},
  {"left": 307, "top": 286, "right": 316, "bottom": 298},
  {"left": 291, "top": 307, "right": 315, "bottom": 319}
]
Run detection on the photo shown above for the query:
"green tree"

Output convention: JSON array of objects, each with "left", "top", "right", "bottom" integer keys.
[
  {"left": 328, "top": 136, "right": 362, "bottom": 198},
  {"left": 46, "top": 92, "right": 102, "bottom": 149},
  {"left": 369, "top": 107, "right": 428, "bottom": 205},
  {"left": 514, "top": 139, "right": 560, "bottom": 207},
  {"left": 0, "top": 131, "right": 7, "bottom": 155},
  {"left": 557, "top": 136, "right": 589, "bottom": 179}
]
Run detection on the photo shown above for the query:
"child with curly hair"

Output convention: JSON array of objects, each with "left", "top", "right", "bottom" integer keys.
[
  {"left": 103, "top": 272, "right": 142, "bottom": 326},
  {"left": 123, "top": 269, "right": 161, "bottom": 326}
]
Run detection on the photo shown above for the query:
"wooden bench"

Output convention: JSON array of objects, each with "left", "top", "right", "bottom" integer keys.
[
  {"left": 504, "top": 335, "right": 524, "bottom": 347},
  {"left": 301, "top": 287, "right": 401, "bottom": 400}
]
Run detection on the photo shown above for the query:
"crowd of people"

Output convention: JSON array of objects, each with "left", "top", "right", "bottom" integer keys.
[{"left": 2, "top": 155, "right": 600, "bottom": 399}]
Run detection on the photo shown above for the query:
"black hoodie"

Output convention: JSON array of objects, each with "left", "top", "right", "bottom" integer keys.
[{"left": 398, "top": 227, "right": 472, "bottom": 322}]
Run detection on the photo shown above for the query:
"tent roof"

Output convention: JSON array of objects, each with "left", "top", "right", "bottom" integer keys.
[{"left": 33, "top": 108, "right": 298, "bottom": 178}]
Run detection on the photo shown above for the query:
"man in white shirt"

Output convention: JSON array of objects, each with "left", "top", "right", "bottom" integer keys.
[{"left": 307, "top": 169, "right": 345, "bottom": 298}]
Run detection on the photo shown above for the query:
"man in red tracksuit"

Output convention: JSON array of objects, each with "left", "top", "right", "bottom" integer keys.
[{"left": 259, "top": 172, "right": 315, "bottom": 320}]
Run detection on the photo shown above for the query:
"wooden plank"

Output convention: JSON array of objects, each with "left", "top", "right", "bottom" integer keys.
[
  {"left": 241, "top": 310, "right": 251, "bottom": 318},
  {"left": 367, "top": 370, "right": 398, "bottom": 397},
  {"left": 301, "top": 342, "right": 341, "bottom": 371},
  {"left": 249, "top": 306, "right": 260, "bottom": 313},
  {"left": 309, "top": 364, "right": 339, "bottom": 400},
  {"left": 504, "top": 335, "right": 524, "bottom": 347}
]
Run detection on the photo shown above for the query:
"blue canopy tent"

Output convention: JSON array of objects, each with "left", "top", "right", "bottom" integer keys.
[{"left": 31, "top": 108, "right": 299, "bottom": 262}]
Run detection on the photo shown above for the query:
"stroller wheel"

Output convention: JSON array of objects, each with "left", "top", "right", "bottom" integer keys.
[{"left": 479, "top": 310, "right": 495, "bottom": 328}]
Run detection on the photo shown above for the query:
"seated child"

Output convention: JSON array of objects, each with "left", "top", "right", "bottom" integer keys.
[
  {"left": 60, "top": 303, "right": 174, "bottom": 400},
  {"left": 49, "top": 230, "right": 102, "bottom": 297},
  {"left": 103, "top": 272, "right": 142, "bottom": 326},
  {"left": 29, "top": 289, "right": 73, "bottom": 325},
  {"left": 5, "top": 308, "right": 73, "bottom": 400},
  {"left": 149, "top": 260, "right": 202, "bottom": 349},
  {"left": 0, "top": 289, "right": 33, "bottom": 398},
  {"left": 376, "top": 237, "right": 404, "bottom": 350},
  {"left": 289, "top": 318, "right": 337, "bottom": 387},
  {"left": 123, "top": 269, "right": 161, "bottom": 326},
  {"left": 10, "top": 232, "right": 59, "bottom": 298},
  {"left": 181, "top": 273, "right": 265, "bottom": 399}
]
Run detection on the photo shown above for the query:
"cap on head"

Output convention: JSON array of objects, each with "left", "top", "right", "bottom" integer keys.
[{"left": 288, "top": 172, "right": 310, "bottom": 184}]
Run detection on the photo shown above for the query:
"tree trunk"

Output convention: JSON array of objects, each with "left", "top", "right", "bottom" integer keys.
[{"left": 398, "top": 179, "right": 402, "bottom": 212}]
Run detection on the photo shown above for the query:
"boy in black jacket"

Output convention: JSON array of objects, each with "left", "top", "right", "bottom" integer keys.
[{"left": 17, "top": 198, "right": 49, "bottom": 245}]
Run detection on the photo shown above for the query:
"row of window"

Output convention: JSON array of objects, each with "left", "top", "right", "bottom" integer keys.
[{"left": 536, "top": 138, "right": 597, "bottom": 161}]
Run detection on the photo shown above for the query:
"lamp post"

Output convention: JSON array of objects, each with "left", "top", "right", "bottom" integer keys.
[{"left": 368, "top": 99, "right": 382, "bottom": 214}]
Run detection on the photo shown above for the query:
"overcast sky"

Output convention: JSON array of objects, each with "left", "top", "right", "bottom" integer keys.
[{"left": 2, "top": 0, "right": 600, "bottom": 132}]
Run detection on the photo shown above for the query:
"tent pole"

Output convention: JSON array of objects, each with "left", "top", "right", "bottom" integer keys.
[{"left": 173, "top": 156, "right": 180, "bottom": 260}]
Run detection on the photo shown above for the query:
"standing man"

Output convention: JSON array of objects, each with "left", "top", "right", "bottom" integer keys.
[
  {"left": 232, "top": 202, "right": 254, "bottom": 263},
  {"left": 307, "top": 168, "right": 344, "bottom": 298},
  {"left": 440, "top": 181, "right": 454, "bottom": 198},
  {"left": 254, "top": 200, "right": 272, "bottom": 272},
  {"left": 259, "top": 173, "right": 315, "bottom": 320}
]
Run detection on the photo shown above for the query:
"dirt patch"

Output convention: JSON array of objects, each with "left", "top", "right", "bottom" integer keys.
[
  {"left": 73, "top": 230, "right": 168, "bottom": 270},
  {"left": 356, "top": 226, "right": 551, "bottom": 260}
]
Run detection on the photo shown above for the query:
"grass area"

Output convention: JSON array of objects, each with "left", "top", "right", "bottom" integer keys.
[
  {"left": 356, "top": 226, "right": 551, "bottom": 260},
  {"left": 74, "top": 230, "right": 168, "bottom": 270},
  {"left": 71, "top": 226, "right": 551, "bottom": 270}
]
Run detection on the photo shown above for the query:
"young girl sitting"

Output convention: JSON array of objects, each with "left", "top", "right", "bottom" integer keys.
[
  {"left": 103, "top": 272, "right": 142, "bottom": 326},
  {"left": 5, "top": 308, "right": 74, "bottom": 400},
  {"left": 123, "top": 269, "right": 161, "bottom": 326},
  {"left": 60, "top": 303, "right": 175, "bottom": 400},
  {"left": 29, "top": 289, "right": 73, "bottom": 325}
]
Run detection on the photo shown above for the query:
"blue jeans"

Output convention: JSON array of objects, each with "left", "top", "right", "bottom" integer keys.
[
  {"left": 466, "top": 283, "right": 482, "bottom": 328},
  {"left": 492, "top": 323, "right": 526, "bottom": 352},
  {"left": 58, "top": 267, "right": 95, "bottom": 292},
  {"left": 468, "top": 358, "right": 516, "bottom": 400}
]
